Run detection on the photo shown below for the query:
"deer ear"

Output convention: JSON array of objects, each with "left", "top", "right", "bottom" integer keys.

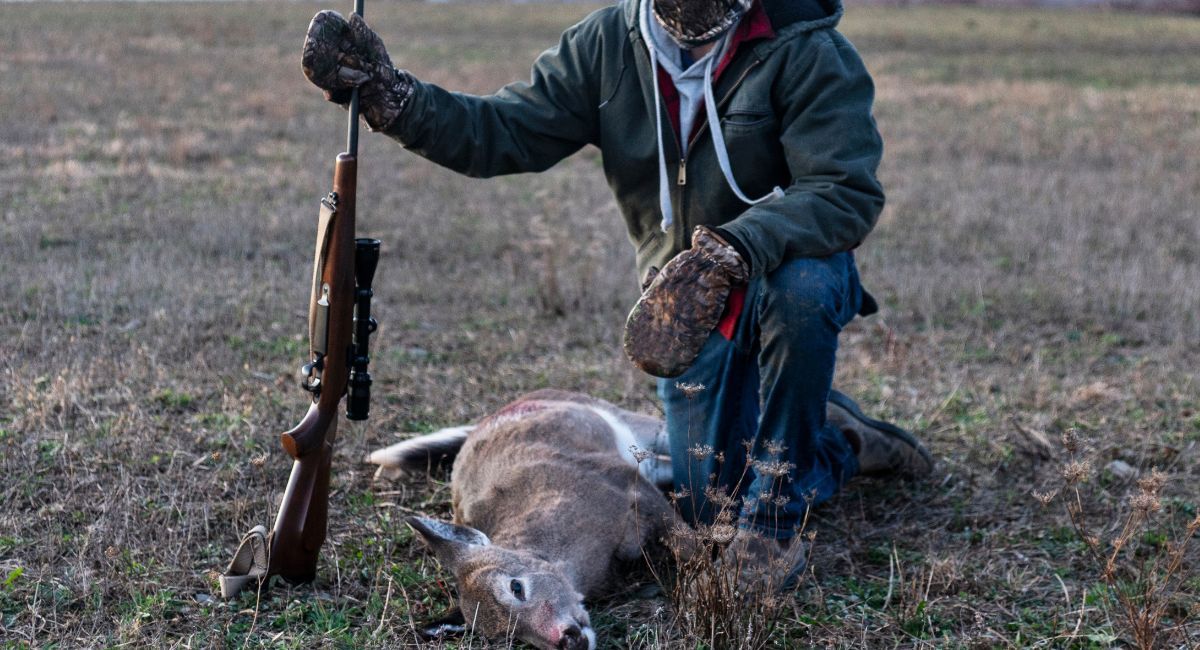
[
  {"left": 418, "top": 607, "right": 466, "bottom": 640},
  {"left": 406, "top": 516, "right": 490, "bottom": 568}
]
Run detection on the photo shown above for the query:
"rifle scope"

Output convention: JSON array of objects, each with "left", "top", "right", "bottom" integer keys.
[{"left": 346, "top": 237, "right": 380, "bottom": 421}]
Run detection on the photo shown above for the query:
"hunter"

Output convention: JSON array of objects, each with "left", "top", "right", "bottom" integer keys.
[{"left": 301, "top": 0, "right": 933, "bottom": 586}]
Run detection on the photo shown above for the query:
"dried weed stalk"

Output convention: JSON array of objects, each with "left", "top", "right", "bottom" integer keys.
[
  {"left": 636, "top": 382, "right": 812, "bottom": 649},
  {"left": 1036, "top": 428, "right": 1200, "bottom": 649}
]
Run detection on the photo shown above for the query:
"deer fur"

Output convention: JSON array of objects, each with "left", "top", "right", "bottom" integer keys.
[{"left": 367, "top": 389, "right": 678, "bottom": 650}]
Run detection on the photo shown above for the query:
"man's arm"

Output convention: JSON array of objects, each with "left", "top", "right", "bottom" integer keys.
[
  {"left": 717, "top": 32, "right": 885, "bottom": 276},
  {"left": 383, "top": 18, "right": 604, "bottom": 178}
]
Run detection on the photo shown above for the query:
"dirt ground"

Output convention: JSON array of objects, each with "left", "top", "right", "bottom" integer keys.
[{"left": 0, "top": 2, "right": 1197, "bottom": 647}]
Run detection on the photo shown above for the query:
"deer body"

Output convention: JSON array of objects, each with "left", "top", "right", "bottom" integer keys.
[{"left": 368, "top": 390, "right": 676, "bottom": 650}]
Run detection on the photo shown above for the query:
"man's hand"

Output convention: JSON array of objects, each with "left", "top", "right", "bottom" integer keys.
[
  {"left": 624, "top": 226, "right": 749, "bottom": 378},
  {"left": 301, "top": 10, "right": 415, "bottom": 132}
]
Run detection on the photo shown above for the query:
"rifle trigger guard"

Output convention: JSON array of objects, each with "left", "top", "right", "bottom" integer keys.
[{"left": 300, "top": 353, "right": 325, "bottom": 395}]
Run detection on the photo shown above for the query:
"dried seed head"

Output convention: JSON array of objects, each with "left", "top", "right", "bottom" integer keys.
[
  {"left": 1136, "top": 467, "right": 1167, "bottom": 496},
  {"left": 676, "top": 382, "right": 707, "bottom": 399},
  {"left": 764, "top": 440, "right": 786, "bottom": 456},
  {"left": 667, "top": 488, "right": 691, "bottom": 503},
  {"left": 671, "top": 522, "right": 699, "bottom": 544},
  {"left": 689, "top": 444, "right": 715, "bottom": 460},
  {"left": 708, "top": 523, "right": 737, "bottom": 544},
  {"left": 1129, "top": 492, "right": 1161, "bottom": 514},
  {"left": 630, "top": 445, "right": 653, "bottom": 463},
  {"left": 1061, "top": 460, "right": 1091, "bottom": 485},
  {"left": 1032, "top": 489, "right": 1058, "bottom": 506},
  {"left": 751, "top": 459, "right": 795, "bottom": 478},
  {"left": 711, "top": 493, "right": 741, "bottom": 512}
]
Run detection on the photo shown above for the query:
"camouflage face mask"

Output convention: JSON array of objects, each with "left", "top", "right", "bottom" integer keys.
[{"left": 651, "top": 0, "right": 752, "bottom": 47}]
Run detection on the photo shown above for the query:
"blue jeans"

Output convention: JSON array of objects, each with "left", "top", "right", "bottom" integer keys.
[{"left": 657, "top": 253, "right": 865, "bottom": 540}]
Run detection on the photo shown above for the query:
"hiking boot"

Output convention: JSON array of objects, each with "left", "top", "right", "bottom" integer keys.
[
  {"left": 722, "top": 529, "right": 808, "bottom": 595},
  {"left": 827, "top": 389, "right": 934, "bottom": 478}
]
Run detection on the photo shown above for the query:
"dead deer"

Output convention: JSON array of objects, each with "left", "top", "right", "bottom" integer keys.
[{"left": 366, "top": 389, "right": 678, "bottom": 650}]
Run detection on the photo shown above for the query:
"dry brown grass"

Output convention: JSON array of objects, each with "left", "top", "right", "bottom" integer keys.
[{"left": 1, "top": 2, "right": 1198, "bottom": 647}]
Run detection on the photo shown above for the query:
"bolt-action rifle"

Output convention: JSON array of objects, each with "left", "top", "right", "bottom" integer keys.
[{"left": 219, "top": 0, "right": 379, "bottom": 598}]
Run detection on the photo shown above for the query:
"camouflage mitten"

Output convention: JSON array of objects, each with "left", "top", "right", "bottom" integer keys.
[
  {"left": 623, "top": 226, "right": 749, "bottom": 378},
  {"left": 302, "top": 10, "right": 416, "bottom": 132}
]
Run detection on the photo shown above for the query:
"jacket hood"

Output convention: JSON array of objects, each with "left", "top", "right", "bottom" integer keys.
[
  {"left": 625, "top": 0, "right": 843, "bottom": 40},
  {"left": 761, "top": 0, "right": 842, "bottom": 32}
]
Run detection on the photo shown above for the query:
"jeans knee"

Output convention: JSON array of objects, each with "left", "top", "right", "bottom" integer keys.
[{"left": 760, "top": 255, "right": 856, "bottom": 325}]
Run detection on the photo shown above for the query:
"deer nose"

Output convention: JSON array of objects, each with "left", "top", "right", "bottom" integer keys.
[{"left": 557, "top": 624, "right": 584, "bottom": 650}]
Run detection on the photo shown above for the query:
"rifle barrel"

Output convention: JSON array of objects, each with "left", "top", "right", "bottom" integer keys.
[{"left": 346, "top": 0, "right": 365, "bottom": 156}]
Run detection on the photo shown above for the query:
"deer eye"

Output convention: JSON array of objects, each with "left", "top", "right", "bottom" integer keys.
[{"left": 509, "top": 579, "right": 525, "bottom": 601}]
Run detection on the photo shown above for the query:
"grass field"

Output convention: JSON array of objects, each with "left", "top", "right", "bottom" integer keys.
[{"left": 1, "top": 1, "right": 1198, "bottom": 647}]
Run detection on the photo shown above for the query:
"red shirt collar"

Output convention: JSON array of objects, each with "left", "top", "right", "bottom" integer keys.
[{"left": 713, "top": 0, "right": 775, "bottom": 81}]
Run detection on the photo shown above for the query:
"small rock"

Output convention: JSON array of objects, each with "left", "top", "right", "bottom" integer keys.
[
  {"left": 404, "top": 346, "right": 430, "bottom": 359},
  {"left": 1106, "top": 460, "right": 1136, "bottom": 481}
]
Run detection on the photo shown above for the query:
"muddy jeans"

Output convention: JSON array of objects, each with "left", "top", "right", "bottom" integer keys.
[{"left": 657, "top": 252, "right": 866, "bottom": 540}]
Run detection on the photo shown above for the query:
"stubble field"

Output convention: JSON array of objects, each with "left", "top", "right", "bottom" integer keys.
[{"left": 1, "top": 2, "right": 1198, "bottom": 647}]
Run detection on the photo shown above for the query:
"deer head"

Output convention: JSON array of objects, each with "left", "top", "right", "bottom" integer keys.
[{"left": 407, "top": 516, "right": 595, "bottom": 650}]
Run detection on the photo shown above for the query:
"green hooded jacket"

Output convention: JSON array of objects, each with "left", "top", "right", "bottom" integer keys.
[{"left": 386, "top": 0, "right": 884, "bottom": 283}]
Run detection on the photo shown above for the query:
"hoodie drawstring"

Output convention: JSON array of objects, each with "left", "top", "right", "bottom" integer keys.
[
  {"left": 647, "top": 47, "right": 676, "bottom": 232},
  {"left": 702, "top": 56, "right": 785, "bottom": 208}
]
